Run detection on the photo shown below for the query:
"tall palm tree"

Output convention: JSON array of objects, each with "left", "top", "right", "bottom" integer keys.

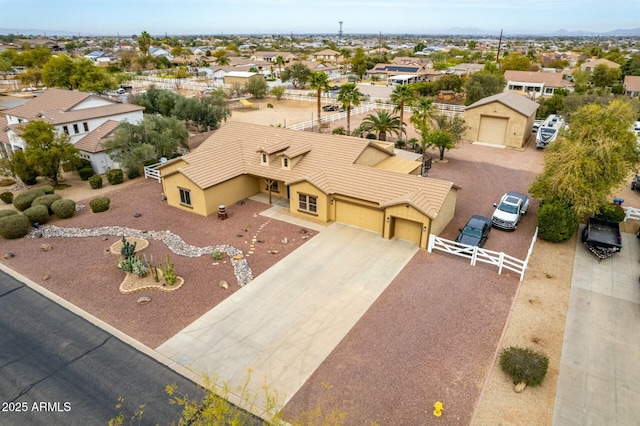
[
  {"left": 215, "top": 53, "right": 230, "bottom": 66},
  {"left": 337, "top": 83, "right": 362, "bottom": 136},
  {"left": 409, "top": 97, "right": 435, "bottom": 130},
  {"left": 390, "top": 84, "right": 414, "bottom": 140},
  {"left": 355, "top": 110, "right": 404, "bottom": 141},
  {"left": 308, "top": 71, "right": 330, "bottom": 133},
  {"left": 274, "top": 55, "right": 286, "bottom": 76}
]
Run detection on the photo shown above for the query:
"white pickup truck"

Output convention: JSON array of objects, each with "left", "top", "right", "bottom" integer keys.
[{"left": 491, "top": 192, "right": 530, "bottom": 231}]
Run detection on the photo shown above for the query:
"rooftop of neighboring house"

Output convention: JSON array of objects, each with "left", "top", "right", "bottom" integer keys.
[
  {"left": 503, "top": 70, "right": 570, "bottom": 87},
  {"left": 159, "top": 121, "right": 456, "bottom": 219},
  {"left": 580, "top": 58, "right": 621, "bottom": 69},
  {"left": 74, "top": 120, "right": 120, "bottom": 153},
  {"left": 466, "top": 91, "right": 539, "bottom": 117},
  {"left": 311, "top": 49, "right": 340, "bottom": 57},
  {"left": 624, "top": 75, "right": 640, "bottom": 92}
]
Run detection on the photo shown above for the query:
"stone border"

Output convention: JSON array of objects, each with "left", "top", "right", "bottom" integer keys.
[{"left": 119, "top": 270, "right": 185, "bottom": 294}]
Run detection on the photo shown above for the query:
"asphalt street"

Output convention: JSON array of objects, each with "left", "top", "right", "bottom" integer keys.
[{"left": 0, "top": 270, "right": 205, "bottom": 426}]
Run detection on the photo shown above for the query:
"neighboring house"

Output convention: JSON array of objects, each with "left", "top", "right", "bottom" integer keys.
[
  {"left": 294, "top": 61, "right": 340, "bottom": 78},
  {"left": 392, "top": 56, "right": 434, "bottom": 68},
  {"left": 84, "top": 50, "right": 112, "bottom": 64},
  {"left": 368, "top": 63, "right": 441, "bottom": 84},
  {"left": 580, "top": 58, "right": 621, "bottom": 72},
  {"left": 366, "top": 47, "right": 391, "bottom": 56},
  {"left": 158, "top": 121, "right": 458, "bottom": 249},
  {"left": 73, "top": 120, "right": 121, "bottom": 174},
  {"left": 463, "top": 91, "right": 539, "bottom": 148},
  {"left": 1, "top": 88, "right": 144, "bottom": 172},
  {"left": 503, "top": 70, "right": 571, "bottom": 98},
  {"left": 310, "top": 49, "right": 340, "bottom": 62},
  {"left": 223, "top": 71, "right": 263, "bottom": 86},
  {"left": 251, "top": 51, "right": 297, "bottom": 62},
  {"left": 623, "top": 75, "right": 640, "bottom": 97},
  {"left": 149, "top": 47, "right": 173, "bottom": 60},
  {"left": 447, "top": 63, "right": 484, "bottom": 76}
]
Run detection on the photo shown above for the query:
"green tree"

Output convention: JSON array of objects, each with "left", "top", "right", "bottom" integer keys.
[
  {"left": 70, "top": 58, "right": 116, "bottom": 92},
  {"left": 337, "top": 83, "right": 363, "bottom": 135},
  {"left": 0, "top": 57, "right": 12, "bottom": 80},
  {"left": 530, "top": 99, "right": 640, "bottom": 215},
  {"left": 351, "top": 48, "right": 367, "bottom": 79},
  {"left": 270, "top": 85, "right": 286, "bottom": 100},
  {"left": 537, "top": 200, "right": 579, "bottom": 242},
  {"left": 12, "top": 150, "right": 38, "bottom": 185},
  {"left": 213, "top": 51, "right": 230, "bottom": 66},
  {"left": 409, "top": 97, "right": 435, "bottom": 130},
  {"left": 279, "top": 62, "right": 311, "bottom": 89},
  {"left": 244, "top": 75, "right": 269, "bottom": 98},
  {"left": 274, "top": 55, "right": 286, "bottom": 76},
  {"left": 21, "top": 121, "right": 79, "bottom": 186},
  {"left": 308, "top": 71, "right": 330, "bottom": 133},
  {"left": 464, "top": 71, "right": 505, "bottom": 105},
  {"left": 42, "top": 54, "right": 74, "bottom": 89},
  {"left": 570, "top": 68, "right": 591, "bottom": 94},
  {"left": 416, "top": 113, "right": 466, "bottom": 160},
  {"left": 500, "top": 52, "right": 532, "bottom": 71},
  {"left": 355, "top": 110, "right": 403, "bottom": 141},
  {"left": 133, "top": 85, "right": 180, "bottom": 116},
  {"left": 172, "top": 93, "right": 231, "bottom": 132},
  {"left": 390, "top": 84, "right": 415, "bottom": 141},
  {"left": 622, "top": 53, "right": 640, "bottom": 77},
  {"left": 138, "top": 31, "right": 152, "bottom": 57},
  {"left": 592, "top": 64, "right": 621, "bottom": 88},
  {"left": 21, "top": 67, "right": 43, "bottom": 87},
  {"left": 536, "top": 89, "right": 568, "bottom": 118}
]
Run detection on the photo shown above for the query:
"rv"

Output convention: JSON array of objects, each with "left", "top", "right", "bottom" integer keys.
[{"left": 535, "top": 114, "right": 565, "bottom": 148}]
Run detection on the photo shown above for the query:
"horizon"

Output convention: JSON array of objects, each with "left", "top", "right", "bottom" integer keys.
[{"left": 3, "top": 0, "right": 639, "bottom": 37}]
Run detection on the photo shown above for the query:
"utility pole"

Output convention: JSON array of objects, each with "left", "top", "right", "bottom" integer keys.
[
  {"left": 496, "top": 29, "right": 503, "bottom": 65},
  {"left": 338, "top": 21, "right": 343, "bottom": 46}
]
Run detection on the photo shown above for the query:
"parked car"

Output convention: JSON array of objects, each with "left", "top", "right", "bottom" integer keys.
[
  {"left": 491, "top": 192, "right": 529, "bottom": 231},
  {"left": 631, "top": 175, "right": 640, "bottom": 191},
  {"left": 322, "top": 105, "right": 340, "bottom": 112},
  {"left": 455, "top": 215, "right": 492, "bottom": 247}
]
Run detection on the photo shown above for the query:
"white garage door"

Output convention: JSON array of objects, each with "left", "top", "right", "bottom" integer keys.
[{"left": 478, "top": 116, "right": 508, "bottom": 145}]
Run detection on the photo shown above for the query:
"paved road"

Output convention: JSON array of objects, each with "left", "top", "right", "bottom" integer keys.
[{"left": 0, "top": 270, "right": 204, "bottom": 426}]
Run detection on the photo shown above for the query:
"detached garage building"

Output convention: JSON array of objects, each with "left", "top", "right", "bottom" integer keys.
[
  {"left": 158, "top": 122, "right": 459, "bottom": 249},
  {"left": 463, "top": 91, "right": 539, "bottom": 148}
]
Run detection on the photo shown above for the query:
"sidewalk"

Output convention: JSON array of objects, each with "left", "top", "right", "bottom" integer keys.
[{"left": 553, "top": 229, "right": 640, "bottom": 425}]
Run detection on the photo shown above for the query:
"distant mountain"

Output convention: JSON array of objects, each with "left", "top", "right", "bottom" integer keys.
[{"left": 550, "top": 28, "right": 640, "bottom": 36}]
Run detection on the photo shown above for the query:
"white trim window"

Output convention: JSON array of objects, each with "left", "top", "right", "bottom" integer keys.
[
  {"left": 179, "top": 188, "right": 192, "bottom": 206},
  {"left": 298, "top": 193, "right": 317, "bottom": 214}
]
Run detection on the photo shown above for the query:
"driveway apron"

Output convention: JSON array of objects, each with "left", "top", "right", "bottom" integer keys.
[
  {"left": 553, "top": 228, "right": 640, "bottom": 425},
  {"left": 157, "top": 223, "right": 418, "bottom": 407}
]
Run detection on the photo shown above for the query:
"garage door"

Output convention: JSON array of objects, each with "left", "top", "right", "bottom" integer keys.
[
  {"left": 478, "top": 116, "right": 508, "bottom": 145},
  {"left": 393, "top": 217, "right": 422, "bottom": 244},
  {"left": 335, "top": 200, "right": 384, "bottom": 233}
]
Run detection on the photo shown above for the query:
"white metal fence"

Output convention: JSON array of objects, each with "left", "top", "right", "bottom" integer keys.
[
  {"left": 624, "top": 206, "right": 640, "bottom": 222},
  {"left": 143, "top": 162, "right": 162, "bottom": 182},
  {"left": 427, "top": 227, "right": 538, "bottom": 282},
  {"left": 287, "top": 104, "right": 378, "bottom": 131}
]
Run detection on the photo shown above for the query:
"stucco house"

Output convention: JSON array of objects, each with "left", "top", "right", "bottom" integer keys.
[
  {"left": 1, "top": 88, "right": 144, "bottom": 173},
  {"left": 310, "top": 49, "right": 340, "bottom": 62},
  {"left": 463, "top": 91, "right": 539, "bottom": 148},
  {"left": 503, "top": 70, "right": 571, "bottom": 98},
  {"left": 623, "top": 75, "right": 640, "bottom": 97},
  {"left": 223, "top": 71, "right": 265, "bottom": 86},
  {"left": 580, "top": 58, "right": 621, "bottom": 72},
  {"left": 158, "top": 122, "right": 458, "bottom": 249}
]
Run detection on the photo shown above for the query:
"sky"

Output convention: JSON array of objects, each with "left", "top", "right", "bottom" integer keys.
[{"left": 2, "top": 0, "right": 638, "bottom": 36}]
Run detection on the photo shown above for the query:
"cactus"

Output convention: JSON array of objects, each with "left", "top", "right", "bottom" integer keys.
[
  {"left": 143, "top": 254, "right": 160, "bottom": 283},
  {"left": 120, "top": 236, "right": 137, "bottom": 260},
  {"left": 161, "top": 255, "right": 177, "bottom": 286}
]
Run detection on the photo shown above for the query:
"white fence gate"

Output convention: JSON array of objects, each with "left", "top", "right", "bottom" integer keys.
[
  {"left": 143, "top": 162, "right": 162, "bottom": 182},
  {"left": 624, "top": 206, "right": 640, "bottom": 222},
  {"left": 427, "top": 228, "right": 538, "bottom": 282}
]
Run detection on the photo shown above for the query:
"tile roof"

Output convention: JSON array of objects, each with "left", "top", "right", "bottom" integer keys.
[
  {"left": 466, "top": 91, "right": 539, "bottom": 117},
  {"left": 37, "top": 103, "right": 144, "bottom": 125},
  {"left": 160, "top": 122, "right": 455, "bottom": 219},
  {"left": 74, "top": 120, "right": 120, "bottom": 153},
  {"left": 4, "top": 88, "right": 90, "bottom": 119},
  {"left": 0, "top": 117, "right": 8, "bottom": 145},
  {"left": 624, "top": 75, "right": 640, "bottom": 92},
  {"left": 503, "top": 70, "right": 569, "bottom": 88}
]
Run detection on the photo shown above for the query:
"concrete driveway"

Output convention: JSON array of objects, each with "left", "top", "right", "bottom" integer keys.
[{"left": 157, "top": 223, "right": 418, "bottom": 408}]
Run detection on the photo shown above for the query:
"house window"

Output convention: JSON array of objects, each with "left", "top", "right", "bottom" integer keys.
[
  {"left": 283, "top": 158, "right": 289, "bottom": 168},
  {"left": 73, "top": 124, "right": 79, "bottom": 133},
  {"left": 83, "top": 122, "right": 89, "bottom": 132},
  {"left": 265, "top": 180, "right": 278, "bottom": 192},
  {"left": 298, "top": 193, "right": 317, "bottom": 214},
  {"left": 261, "top": 153, "right": 267, "bottom": 164},
  {"left": 62, "top": 126, "right": 69, "bottom": 134},
  {"left": 179, "top": 188, "right": 192, "bottom": 207}
]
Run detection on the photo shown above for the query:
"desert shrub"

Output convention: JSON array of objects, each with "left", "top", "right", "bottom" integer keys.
[
  {"left": 0, "top": 192, "right": 13, "bottom": 204},
  {"left": 126, "top": 168, "right": 140, "bottom": 179},
  {"left": 89, "top": 175, "right": 103, "bottom": 189},
  {"left": 89, "top": 197, "right": 110, "bottom": 213},
  {"left": 40, "top": 185, "right": 55, "bottom": 195},
  {"left": 598, "top": 203, "right": 626, "bottom": 223},
  {"left": 79, "top": 167, "right": 95, "bottom": 181},
  {"left": 537, "top": 200, "right": 579, "bottom": 242},
  {"left": 106, "top": 169, "right": 124, "bottom": 185},
  {"left": 13, "top": 188, "right": 45, "bottom": 211},
  {"left": 0, "top": 210, "right": 17, "bottom": 218},
  {"left": 12, "top": 150, "right": 38, "bottom": 185},
  {"left": 0, "top": 178, "right": 16, "bottom": 187},
  {"left": 332, "top": 126, "right": 346, "bottom": 135},
  {"left": 76, "top": 158, "right": 92, "bottom": 171},
  {"left": 51, "top": 199, "right": 76, "bottom": 219},
  {"left": 23, "top": 204, "right": 49, "bottom": 225},
  {"left": 499, "top": 346, "right": 549, "bottom": 387},
  {"left": 31, "top": 194, "right": 62, "bottom": 213},
  {"left": 0, "top": 214, "right": 31, "bottom": 239}
]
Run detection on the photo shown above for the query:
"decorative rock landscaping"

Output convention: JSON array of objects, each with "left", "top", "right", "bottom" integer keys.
[{"left": 27, "top": 225, "right": 254, "bottom": 286}]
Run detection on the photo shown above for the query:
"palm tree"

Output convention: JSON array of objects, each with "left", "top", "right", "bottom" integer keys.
[
  {"left": 355, "top": 110, "right": 404, "bottom": 141},
  {"left": 274, "top": 55, "right": 286, "bottom": 76},
  {"left": 308, "top": 71, "right": 330, "bottom": 133},
  {"left": 390, "top": 84, "right": 415, "bottom": 141},
  {"left": 409, "top": 97, "right": 435, "bottom": 130},
  {"left": 337, "top": 83, "right": 362, "bottom": 136},
  {"left": 215, "top": 53, "right": 230, "bottom": 66}
]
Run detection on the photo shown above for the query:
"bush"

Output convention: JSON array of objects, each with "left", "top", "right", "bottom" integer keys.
[
  {"left": 13, "top": 188, "right": 45, "bottom": 211},
  {"left": 106, "top": 169, "right": 124, "bottom": 185},
  {"left": 76, "top": 158, "right": 92, "bottom": 171},
  {"left": 0, "top": 210, "right": 18, "bottom": 218},
  {"left": 31, "top": 194, "right": 62, "bottom": 213},
  {"left": 23, "top": 204, "right": 49, "bottom": 225},
  {"left": 0, "top": 192, "right": 13, "bottom": 204},
  {"left": 126, "top": 168, "right": 140, "bottom": 179},
  {"left": 89, "top": 197, "right": 110, "bottom": 213},
  {"left": 89, "top": 175, "right": 103, "bottom": 189},
  {"left": 79, "top": 167, "right": 95, "bottom": 181},
  {"left": 12, "top": 150, "right": 38, "bottom": 185},
  {"left": 537, "top": 200, "right": 579, "bottom": 242},
  {"left": 499, "top": 346, "right": 549, "bottom": 387},
  {"left": 598, "top": 203, "right": 626, "bottom": 223},
  {"left": 0, "top": 214, "right": 31, "bottom": 239},
  {"left": 0, "top": 178, "right": 16, "bottom": 187},
  {"left": 40, "top": 185, "right": 55, "bottom": 195},
  {"left": 51, "top": 199, "right": 76, "bottom": 219}
]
